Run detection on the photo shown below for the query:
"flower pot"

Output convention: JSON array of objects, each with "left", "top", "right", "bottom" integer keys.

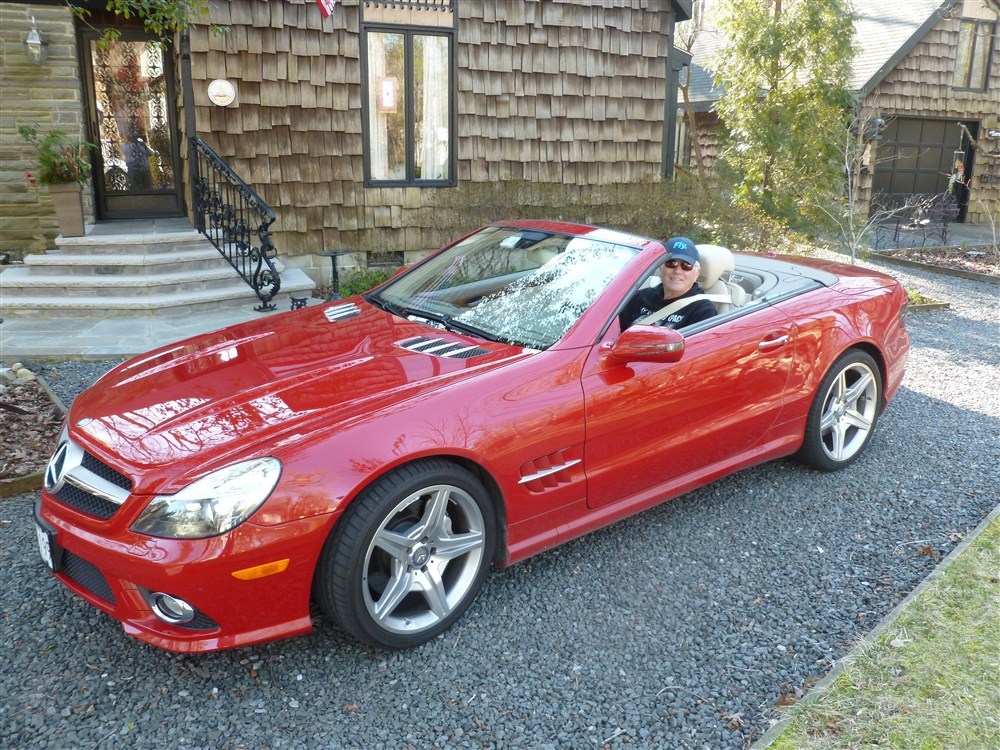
[{"left": 47, "top": 182, "right": 86, "bottom": 237}]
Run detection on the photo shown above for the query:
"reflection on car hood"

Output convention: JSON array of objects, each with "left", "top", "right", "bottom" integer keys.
[{"left": 69, "top": 301, "right": 525, "bottom": 480}]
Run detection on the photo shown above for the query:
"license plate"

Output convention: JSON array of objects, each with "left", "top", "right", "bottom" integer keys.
[{"left": 35, "top": 523, "right": 57, "bottom": 571}]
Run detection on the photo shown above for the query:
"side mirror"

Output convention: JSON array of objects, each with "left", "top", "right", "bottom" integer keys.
[{"left": 609, "top": 325, "right": 685, "bottom": 363}]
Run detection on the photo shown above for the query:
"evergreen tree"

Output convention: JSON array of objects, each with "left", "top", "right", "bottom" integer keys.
[{"left": 712, "top": 0, "right": 856, "bottom": 226}]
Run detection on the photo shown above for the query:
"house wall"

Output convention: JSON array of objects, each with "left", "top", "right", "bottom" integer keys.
[
  {"left": 682, "top": 111, "right": 721, "bottom": 172},
  {"left": 0, "top": 4, "right": 93, "bottom": 256},
  {"left": 190, "top": 0, "right": 678, "bottom": 274},
  {"left": 862, "top": 4, "right": 1000, "bottom": 224}
]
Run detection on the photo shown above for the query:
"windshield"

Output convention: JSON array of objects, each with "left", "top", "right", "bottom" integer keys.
[{"left": 371, "top": 226, "right": 639, "bottom": 349}]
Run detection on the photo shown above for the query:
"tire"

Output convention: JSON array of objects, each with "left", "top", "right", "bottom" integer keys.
[
  {"left": 796, "top": 349, "right": 882, "bottom": 472},
  {"left": 314, "top": 459, "right": 496, "bottom": 649}
]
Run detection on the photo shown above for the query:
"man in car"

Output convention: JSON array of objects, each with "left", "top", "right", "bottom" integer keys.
[{"left": 620, "top": 237, "right": 718, "bottom": 329}]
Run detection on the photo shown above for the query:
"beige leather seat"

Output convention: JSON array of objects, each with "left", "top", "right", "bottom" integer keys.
[{"left": 696, "top": 244, "right": 747, "bottom": 313}]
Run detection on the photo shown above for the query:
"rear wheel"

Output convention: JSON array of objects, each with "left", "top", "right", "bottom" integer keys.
[
  {"left": 314, "top": 460, "right": 496, "bottom": 648},
  {"left": 796, "top": 349, "right": 882, "bottom": 471}
]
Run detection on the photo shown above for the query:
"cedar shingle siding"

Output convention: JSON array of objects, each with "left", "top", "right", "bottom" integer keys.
[
  {"left": 680, "top": 0, "right": 999, "bottom": 226},
  {"left": 861, "top": 6, "right": 999, "bottom": 224},
  {"left": 188, "top": 0, "right": 679, "bottom": 267}
]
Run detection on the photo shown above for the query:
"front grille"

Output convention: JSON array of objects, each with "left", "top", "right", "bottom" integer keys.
[
  {"left": 62, "top": 550, "right": 116, "bottom": 605},
  {"left": 47, "top": 439, "right": 132, "bottom": 521},
  {"left": 54, "top": 484, "right": 119, "bottom": 520},
  {"left": 81, "top": 452, "right": 132, "bottom": 491}
]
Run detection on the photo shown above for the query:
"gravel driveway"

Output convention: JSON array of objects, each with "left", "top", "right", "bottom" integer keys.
[{"left": 3, "top": 254, "right": 997, "bottom": 750}]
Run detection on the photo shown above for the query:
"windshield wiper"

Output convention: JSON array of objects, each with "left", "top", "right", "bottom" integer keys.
[
  {"left": 439, "top": 315, "right": 500, "bottom": 343},
  {"left": 366, "top": 292, "right": 409, "bottom": 319},
  {"left": 368, "top": 294, "right": 508, "bottom": 345}
]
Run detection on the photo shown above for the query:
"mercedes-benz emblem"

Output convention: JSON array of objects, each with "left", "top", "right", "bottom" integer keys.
[{"left": 44, "top": 443, "right": 69, "bottom": 492}]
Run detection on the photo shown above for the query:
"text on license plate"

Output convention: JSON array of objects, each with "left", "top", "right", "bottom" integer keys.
[{"left": 35, "top": 524, "right": 55, "bottom": 570}]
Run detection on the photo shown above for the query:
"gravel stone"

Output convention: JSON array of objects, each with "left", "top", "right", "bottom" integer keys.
[{"left": 2, "top": 254, "right": 997, "bottom": 749}]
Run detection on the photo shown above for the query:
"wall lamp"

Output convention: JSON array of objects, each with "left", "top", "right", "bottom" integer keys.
[{"left": 25, "top": 17, "right": 48, "bottom": 65}]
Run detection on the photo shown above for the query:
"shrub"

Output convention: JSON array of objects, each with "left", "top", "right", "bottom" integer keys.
[
  {"left": 339, "top": 268, "right": 393, "bottom": 297},
  {"left": 18, "top": 124, "right": 94, "bottom": 186}
]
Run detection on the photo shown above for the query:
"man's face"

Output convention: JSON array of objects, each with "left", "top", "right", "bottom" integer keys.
[{"left": 660, "top": 258, "right": 699, "bottom": 299}]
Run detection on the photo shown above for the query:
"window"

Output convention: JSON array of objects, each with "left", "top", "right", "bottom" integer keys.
[
  {"left": 953, "top": 19, "right": 996, "bottom": 91},
  {"left": 362, "top": 2, "right": 455, "bottom": 186}
]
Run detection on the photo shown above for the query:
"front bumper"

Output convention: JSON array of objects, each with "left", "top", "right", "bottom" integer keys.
[{"left": 35, "top": 494, "right": 331, "bottom": 653}]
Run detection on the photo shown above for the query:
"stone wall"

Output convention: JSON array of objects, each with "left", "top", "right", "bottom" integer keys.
[{"left": 0, "top": 4, "right": 92, "bottom": 255}]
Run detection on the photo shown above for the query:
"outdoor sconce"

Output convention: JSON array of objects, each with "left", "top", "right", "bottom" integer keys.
[
  {"left": 863, "top": 117, "right": 886, "bottom": 143},
  {"left": 25, "top": 17, "right": 48, "bottom": 65}
]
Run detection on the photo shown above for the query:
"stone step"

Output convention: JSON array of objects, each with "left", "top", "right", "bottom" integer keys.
[
  {"left": 0, "top": 266, "right": 249, "bottom": 297},
  {"left": 1, "top": 269, "right": 316, "bottom": 319},
  {"left": 22, "top": 248, "right": 231, "bottom": 276},
  {"left": 55, "top": 230, "right": 212, "bottom": 256}
]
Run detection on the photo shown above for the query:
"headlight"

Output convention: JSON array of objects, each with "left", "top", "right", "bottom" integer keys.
[{"left": 131, "top": 458, "right": 281, "bottom": 539}]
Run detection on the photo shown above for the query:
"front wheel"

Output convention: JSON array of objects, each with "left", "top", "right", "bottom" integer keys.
[
  {"left": 796, "top": 349, "right": 882, "bottom": 472},
  {"left": 314, "top": 460, "right": 496, "bottom": 648}
]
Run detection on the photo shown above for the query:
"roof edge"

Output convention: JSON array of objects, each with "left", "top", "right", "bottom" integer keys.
[{"left": 859, "top": 0, "right": 959, "bottom": 97}]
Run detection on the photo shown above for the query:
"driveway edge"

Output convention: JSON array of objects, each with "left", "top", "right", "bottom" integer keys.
[{"left": 750, "top": 501, "right": 1000, "bottom": 749}]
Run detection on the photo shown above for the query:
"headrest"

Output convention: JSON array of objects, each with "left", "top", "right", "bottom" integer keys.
[{"left": 695, "top": 244, "right": 734, "bottom": 289}]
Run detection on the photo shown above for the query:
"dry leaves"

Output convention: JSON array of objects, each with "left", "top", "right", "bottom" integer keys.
[{"left": 0, "top": 379, "right": 63, "bottom": 481}]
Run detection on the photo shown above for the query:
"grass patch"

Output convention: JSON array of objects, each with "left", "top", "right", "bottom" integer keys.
[
  {"left": 906, "top": 289, "right": 943, "bottom": 306},
  {"left": 768, "top": 518, "right": 1000, "bottom": 750}
]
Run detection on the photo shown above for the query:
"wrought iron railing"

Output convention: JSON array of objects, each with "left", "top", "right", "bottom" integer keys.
[{"left": 191, "top": 137, "right": 280, "bottom": 311}]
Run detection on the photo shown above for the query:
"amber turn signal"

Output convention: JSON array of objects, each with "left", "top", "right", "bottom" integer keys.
[{"left": 231, "top": 559, "right": 290, "bottom": 580}]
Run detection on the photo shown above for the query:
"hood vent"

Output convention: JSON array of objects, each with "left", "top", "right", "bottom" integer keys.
[
  {"left": 397, "top": 336, "right": 489, "bottom": 359},
  {"left": 324, "top": 303, "right": 360, "bottom": 322}
]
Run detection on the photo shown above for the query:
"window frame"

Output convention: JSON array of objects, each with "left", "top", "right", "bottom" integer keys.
[
  {"left": 953, "top": 18, "right": 996, "bottom": 92},
  {"left": 360, "top": 23, "right": 457, "bottom": 187}
]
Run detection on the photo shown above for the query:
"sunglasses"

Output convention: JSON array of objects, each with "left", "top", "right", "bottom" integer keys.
[{"left": 664, "top": 259, "right": 695, "bottom": 271}]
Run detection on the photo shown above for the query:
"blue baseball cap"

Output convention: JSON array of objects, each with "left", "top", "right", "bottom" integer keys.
[{"left": 665, "top": 237, "right": 699, "bottom": 265}]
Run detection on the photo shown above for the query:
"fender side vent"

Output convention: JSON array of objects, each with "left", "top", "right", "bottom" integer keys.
[{"left": 518, "top": 450, "right": 582, "bottom": 492}]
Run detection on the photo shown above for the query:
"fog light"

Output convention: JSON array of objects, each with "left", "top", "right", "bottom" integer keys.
[{"left": 150, "top": 592, "right": 195, "bottom": 625}]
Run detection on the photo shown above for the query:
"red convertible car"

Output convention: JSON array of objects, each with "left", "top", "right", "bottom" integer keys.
[{"left": 36, "top": 221, "right": 909, "bottom": 651}]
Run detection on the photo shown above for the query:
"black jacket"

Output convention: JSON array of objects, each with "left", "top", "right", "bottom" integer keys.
[{"left": 620, "top": 283, "right": 718, "bottom": 330}]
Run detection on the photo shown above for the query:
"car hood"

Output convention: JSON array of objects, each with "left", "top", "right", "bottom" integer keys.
[{"left": 69, "top": 300, "right": 527, "bottom": 485}]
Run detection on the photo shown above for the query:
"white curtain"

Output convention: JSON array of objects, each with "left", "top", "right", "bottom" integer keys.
[
  {"left": 419, "top": 35, "right": 449, "bottom": 180},
  {"left": 368, "top": 34, "right": 389, "bottom": 180}
]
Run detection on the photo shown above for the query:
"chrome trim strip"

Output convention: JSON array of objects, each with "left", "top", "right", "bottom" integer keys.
[
  {"left": 441, "top": 344, "right": 482, "bottom": 357},
  {"left": 422, "top": 341, "right": 461, "bottom": 354},
  {"left": 64, "top": 473, "right": 129, "bottom": 505},
  {"left": 398, "top": 338, "right": 485, "bottom": 358},
  {"left": 324, "top": 304, "right": 360, "bottom": 321},
  {"left": 404, "top": 338, "right": 442, "bottom": 350},
  {"left": 518, "top": 459, "right": 581, "bottom": 484}
]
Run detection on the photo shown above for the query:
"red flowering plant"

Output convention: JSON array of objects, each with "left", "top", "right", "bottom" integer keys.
[{"left": 18, "top": 124, "right": 94, "bottom": 186}]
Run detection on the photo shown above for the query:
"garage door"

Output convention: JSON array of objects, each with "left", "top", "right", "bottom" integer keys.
[{"left": 872, "top": 117, "right": 978, "bottom": 221}]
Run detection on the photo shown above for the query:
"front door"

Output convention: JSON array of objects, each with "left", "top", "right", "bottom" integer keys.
[{"left": 81, "top": 30, "right": 184, "bottom": 219}]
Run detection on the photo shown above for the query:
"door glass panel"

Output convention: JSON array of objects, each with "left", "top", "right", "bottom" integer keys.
[{"left": 92, "top": 40, "right": 175, "bottom": 193}]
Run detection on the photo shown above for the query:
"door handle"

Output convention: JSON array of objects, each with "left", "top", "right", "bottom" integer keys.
[{"left": 758, "top": 334, "right": 790, "bottom": 352}]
